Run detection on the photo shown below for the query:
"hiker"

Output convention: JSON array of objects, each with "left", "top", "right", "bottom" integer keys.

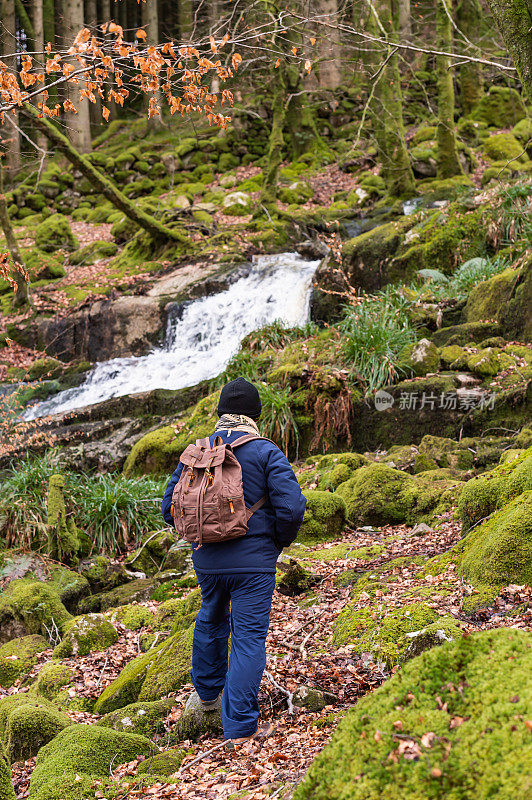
[{"left": 162, "top": 377, "right": 306, "bottom": 745}]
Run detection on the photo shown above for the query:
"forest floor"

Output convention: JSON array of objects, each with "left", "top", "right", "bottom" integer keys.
[{"left": 7, "top": 521, "right": 531, "bottom": 800}]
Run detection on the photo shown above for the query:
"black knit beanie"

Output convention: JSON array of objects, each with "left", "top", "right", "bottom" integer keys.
[{"left": 217, "top": 377, "right": 262, "bottom": 420}]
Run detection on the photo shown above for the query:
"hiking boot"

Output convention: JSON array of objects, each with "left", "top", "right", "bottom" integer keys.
[
  {"left": 199, "top": 693, "right": 221, "bottom": 711},
  {"left": 225, "top": 721, "right": 274, "bottom": 750}
]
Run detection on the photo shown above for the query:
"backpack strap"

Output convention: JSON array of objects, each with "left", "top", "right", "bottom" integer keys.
[
  {"left": 245, "top": 494, "right": 269, "bottom": 521},
  {"left": 229, "top": 433, "right": 277, "bottom": 449}
]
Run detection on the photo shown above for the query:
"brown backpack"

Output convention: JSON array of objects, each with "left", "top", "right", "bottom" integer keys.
[{"left": 170, "top": 434, "right": 271, "bottom": 546}]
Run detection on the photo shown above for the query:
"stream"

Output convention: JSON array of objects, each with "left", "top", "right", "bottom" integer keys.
[{"left": 25, "top": 252, "right": 320, "bottom": 419}]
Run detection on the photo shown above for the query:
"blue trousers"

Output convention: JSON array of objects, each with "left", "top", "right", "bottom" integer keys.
[{"left": 191, "top": 571, "right": 276, "bottom": 739}]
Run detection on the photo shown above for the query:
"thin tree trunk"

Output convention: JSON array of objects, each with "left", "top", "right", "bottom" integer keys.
[
  {"left": 485, "top": 0, "right": 532, "bottom": 102},
  {"left": 317, "top": 0, "right": 342, "bottom": 88},
  {"left": 260, "top": 64, "right": 286, "bottom": 205},
  {"left": 0, "top": 168, "right": 30, "bottom": 307},
  {"left": 42, "top": 0, "right": 57, "bottom": 107},
  {"left": 142, "top": 0, "right": 163, "bottom": 130},
  {"left": 63, "top": 0, "right": 92, "bottom": 152},
  {"left": 456, "top": 0, "right": 483, "bottom": 113},
  {"left": 398, "top": 0, "right": 412, "bottom": 40},
  {"left": 436, "top": 0, "right": 463, "bottom": 178},
  {"left": 24, "top": 103, "right": 190, "bottom": 243},
  {"left": 85, "top": 0, "right": 102, "bottom": 126},
  {"left": 0, "top": 0, "right": 21, "bottom": 177},
  {"left": 32, "top": 0, "right": 48, "bottom": 156},
  {"left": 179, "top": 0, "right": 193, "bottom": 41},
  {"left": 369, "top": 0, "right": 415, "bottom": 196}
]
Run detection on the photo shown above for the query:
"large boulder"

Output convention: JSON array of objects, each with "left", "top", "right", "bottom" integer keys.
[
  {"left": 0, "top": 741, "right": 15, "bottom": 800},
  {"left": 0, "top": 580, "right": 71, "bottom": 646},
  {"left": 94, "top": 624, "right": 194, "bottom": 714},
  {"left": 299, "top": 491, "right": 347, "bottom": 542},
  {"left": 294, "top": 628, "right": 531, "bottom": 800},
  {"left": 97, "top": 699, "right": 174, "bottom": 738},
  {"left": 172, "top": 691, "right": 223, "bottom": 742},
  {"left": 0, "top": 696, "right": 70, "bottom": 763},
  {"left": 53, "top": 613, "right": 118, "bottom": 658},
  {"left": 28, "top": 724, "right": 155, "bottom": 800},
  {"left": 470, "top": 85, "right": 526, "bottom": 128},
  {"left": 34, "top": 214, "right": 78, "bottom": 253},
  {"left": 0, "top": 635, "right": 48, "bottom": 688}
]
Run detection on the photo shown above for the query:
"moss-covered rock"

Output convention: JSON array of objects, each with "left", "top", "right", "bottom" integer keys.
[
  {"left": 222, "top": 191, "right": 252, "bottom": 215},
  {"left": 294, "top": 628, "right": 531, "bottom": 800},
  {"left": 482, "top": 133, "right": 529, "bottom": 163},
  {"left": 0, "top": 740, "right": 15, "bottom": 800},
  {"left": 335, "top": 463, "right": 460, "bottom": 527},
  {"left": 172, "top": 691, "right": 222, "bottom": 742},
  {"left": 431, "top": 320, "right": 502, "bottom": 347},
  {"left": 94, "top": 624, "right": 194, "bottom": 714},
  {"left": 123, "top": 392, "right": 218, "bottom": 476},
  {"left": 53, "top": 613, "right": 118, "bottom": 658},
  {"left": 136, "top": 748, "right": 187, "bottom": 777},
  {"left": 0, "top": 635, "right": 48, "bottom": 688},
  {"left": 464, "top": 266, "right": 518, "bottom": 324},
  {"left": 470, "top": 85, "right": 526, "bottom": 128},
  {"left": 97, "top": 699, "right": 173, "bottom": 737},
  {"left": 28, "top": 724, "right": 155, "bottom": 800},
  {"left": 457, "top": 446, "right": 532, "bottom": 530},
  {"left": 399, "top": 338, "right": 440, "bottom": 376},
  {"left": 333, "top": 602, "right": 449, "bottom": 668},
  {"left": 0, "top": 696, "right": 70, "bottom": 763},
  {"left": 466, "top": 347, "right": 516, "bottom": 377},
  {"left": 298, "top": 491, "right": 346, "bottom": 543},
  {"left": 110, "top": 604, "right": 155, "bottom": 630},
  {"left": 69, "top": 240, "right": 118, "bottom": 266},
  {"left": 126, "top": 529, "right": 190, "bottom": 577},
  {"left": 26, "top": 357, "right": 65, "bottom": 381},
  {"left": 154, "top": 588, "right": 201, "bottom": 633},
  {"left": 0, "top": 580, "right": 71, "bottom": 644},
  {"left": 35, "top": 662, "right": 74, "bottom": 701},
  {"left": 79, "top": 555, "right": 131, "bottom": 594},
  {"left": 34, "top": 214, "right": 78, "bottom": 253},
  {"left": 460, "top": 490, "right": 532, "bottom": 587},
  {"left": 512, "top": 117, "right": 532, "bottom": 148},
  {"left": 402, "top": 619, "right": 462, "bottom": 660},
  {"left": 45, "top": 565, "right": 90, "bottom": 613}
]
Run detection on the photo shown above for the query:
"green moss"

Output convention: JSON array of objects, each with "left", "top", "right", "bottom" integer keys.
[
  {"left": 34, "top": 214, "right": 78, "bottom": 253},
  {"left": 137, "top": 748, "right": 187, "bottom": 777},
  {"left": 123, "top": 392, "right": 218, "bottom": 476},
  {"left": 28, "top": 724, "right": 155, "bottom": 800},
  {"left": 0, "top": 635, "right": 48, "bottom": 688},
  {"left": 35, "top": 662, "right": 74, "bottom": 701},
  {"left": 0, "top": 696, "right": 70, "bottom": 763},
  {"left": 333, "top": 602, "right": 441, "bottom": 668},
  {"left": 0, "top": 580, "right": 71, "bottom": 639},
  {"left": 83, "top": 578, "right": 157, "bottom": 613},
  {"left": 0, "top": 741, "right": 15, "bottom": 799},
  {"left": 299, "top": 491, "right": 347, "bottom": 543},
  {"left": 465, "top": 267, "right": 518, "bottom": 323},
  {"left": 154, "top": 588, "right": 201, "bottom": 633},
  {"left": 482, "top": 133, "right": 529, "bottom": 163},
  {"left": 471, "top": 85, "right": 526, "bottom": 128},
  {"left": 466, "top": 347, "right": 516, "bottom": 377},
  {"left": 295, "top": 628, "right": 532, "bottom": 800},
  {"left": 399, "top": 338, "right": 440, "bottom": 376},
  {"left": 457, "top": 446, "right": 532, "bottom": 530},
  {"left": 46, "top": 474, "right": 80, "bottom": 563},
  {"left": 97, "top": 699, "right": 173, "bottom": 738},
  {"left": 26, "top": 357, "right": 64, "bottom": 381},
  {"left": 69, "top": 241, "right": 118, "bottom": 266},
  {"left": 46, "top": 565, "right": 89, "bottom": 613},
  {"left": 431, "top": 320, "right": 502, "bottom": 347},
  {"left": 53, "top": 613, "right": 118, "bottom": 658},
  {"left": 94, "top": 625, "right": 194, "bottom": 714},
  {"left": 512, "top": 117, "right": 532, "bottom": 146},
  {"left": 110, "top": 605, "right": 155, "bottom": 631},
  {"left": 460, "top": 490, "right": 532, "bottom": 587}
]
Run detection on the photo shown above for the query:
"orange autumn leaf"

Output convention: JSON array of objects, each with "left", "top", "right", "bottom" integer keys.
[{"left": 136, "top": 28, "right": 147, "bottom": 41}]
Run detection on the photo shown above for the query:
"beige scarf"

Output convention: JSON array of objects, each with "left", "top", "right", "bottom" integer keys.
[{"left": 214, "top": 413, "right": 260, "bottom": 436}]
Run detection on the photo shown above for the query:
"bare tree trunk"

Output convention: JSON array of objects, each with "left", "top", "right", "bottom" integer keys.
[
  {"left": 485, "top": 0, "right": 532, "bottom": 101},
  {"left": 32, "top": 0, "right": 48, "bottom": 156},
  {"left": 0, "top": 0, "right": 21, "bottom": 177},
  {"left": 317, "top": 0, "right": 342, "bottom": 88},
  {"left": 62, "top": 0, "right": 92, "bottom": 152},
  {"left": 85, "top": 0, "right": 102, "bottom": 126},
  {"left": 142, "top": 0, "right": 163, "bottom": 130},
  {"left": 398, "top": 0, "right": 412, "bottom": 40},
  {"left": 436, "top": 0, "right": 463, "bottom": 177}
]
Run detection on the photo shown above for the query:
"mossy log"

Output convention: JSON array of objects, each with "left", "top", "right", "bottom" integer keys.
[{"left": 23, "top": 104, "right": 189, "bottom": 244}]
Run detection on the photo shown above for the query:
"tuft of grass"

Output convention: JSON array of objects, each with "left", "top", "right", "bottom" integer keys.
[
  {"left": 338, "top": 295, "right": 415, "bottom": 395},
  {"left": 258, "top": 382, "right": 300, "bottom": 457},
  {"left": 415, "top": 254, "right": 512, "bottom": 302}
]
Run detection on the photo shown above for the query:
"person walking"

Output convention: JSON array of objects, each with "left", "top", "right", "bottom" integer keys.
[{"left": 162, "top": 377, "right": 306, "bottom": 746}]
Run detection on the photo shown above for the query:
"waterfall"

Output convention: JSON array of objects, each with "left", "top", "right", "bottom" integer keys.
[{"left": 25, "top": 252, "right": 320, "bottom": 419}]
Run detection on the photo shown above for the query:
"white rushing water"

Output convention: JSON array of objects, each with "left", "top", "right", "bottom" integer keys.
[{"left": 26, "top": 252, "right": 320, "bottom": 419}]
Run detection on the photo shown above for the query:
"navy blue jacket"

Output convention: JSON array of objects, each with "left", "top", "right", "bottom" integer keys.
[{"left": 162, "top": 430, "right": 306, "bottom": 574}]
